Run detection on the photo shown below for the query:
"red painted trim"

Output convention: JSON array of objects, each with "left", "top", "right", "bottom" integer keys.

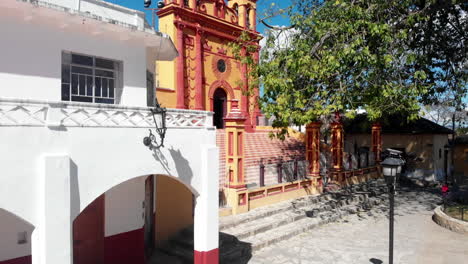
[
  {"left": 156, "top": 87, "right": 176, "bottom": 92},
  {"left": 194, "top": 248, "right": 219, "bottom": 264},
  {"left": 208, "top": 80, "right": 235, "bottom": 109},
  {"left": 194, "top": 28, "right": 204, "bottom": 110},
  {"left": 176, "top": 23, "right": 186, "bottom": 109},
  {"left": 237, "top": 132, "right": 243, "bottom": 156},
  {"left": 248, "top": 194, "right": 265, "bottom": 200},
  {"left": 104, "top": 228, "right": 145, "bottom": 264},
  {"left": 267, "top": 190, "right": 283, "bottom": 196},
  {"left": 228, "top": 184, "right": 247, "bottom": 189},
  {"left": 238, "top": 193, "right": 247, "bottom": 205},
  {"left": 284, "top": 184, "right": 300, "bottom": 192},
  {"left": 0, "top": 256, "right": 31, "bottom": 264},
  {"left": 228, "top": 132, "right": 233, "bottom": 156}
]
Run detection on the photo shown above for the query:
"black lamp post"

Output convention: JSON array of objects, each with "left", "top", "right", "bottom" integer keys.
[
  {"left": 143, "top": 97, "right": 167, "bottom": 150},
  {"left": 444, "top": 144, "right": 450, "bottom": 185},
  {"left": 381, "top": 157, "right": 403, "bottom": 264}
]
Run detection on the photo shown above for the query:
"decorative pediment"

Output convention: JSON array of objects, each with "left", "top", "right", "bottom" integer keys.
[
  {"left": 217, "top": 46, "right": 227, "bottom": 55},
  {"left": 203, "top": 39, "right": 212, "bottom": 51}
]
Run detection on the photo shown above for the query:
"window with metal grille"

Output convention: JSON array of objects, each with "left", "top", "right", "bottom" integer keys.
[{"left": 61, "top": 52, "right": 121, "bottom": 104}]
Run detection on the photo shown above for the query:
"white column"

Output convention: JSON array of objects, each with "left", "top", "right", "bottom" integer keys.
[
  {"left": 194, "top": 145, "right": 219, "bottom": 263},
  {"left": 33, "top": 155, "right": 73, "bottom": 264}
]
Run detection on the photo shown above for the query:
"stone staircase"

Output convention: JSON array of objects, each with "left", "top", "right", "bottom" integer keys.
[
  {"left": 149, "top": 179, "right": 388, "bottom": 263},
  {"left": 220, "top": 179, "right": 388, "bottom": 253}
]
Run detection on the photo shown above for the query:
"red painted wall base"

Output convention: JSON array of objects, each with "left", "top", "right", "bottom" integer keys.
[
  {"left": 194, "top": 248, "right": 219, "bottom": 264},
  {"left": 0, "top": 256, "right": 31, "bottom": 264},
  {"left": 104, "top": 228, "right": 145, "bottom": 264}
]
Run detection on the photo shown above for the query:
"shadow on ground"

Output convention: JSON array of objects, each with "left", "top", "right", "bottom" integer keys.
[{"left": 147, "top": 228, "right": 252, "bottom": 264}]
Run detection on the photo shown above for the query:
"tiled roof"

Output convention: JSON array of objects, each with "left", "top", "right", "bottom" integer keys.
[
  {"left": 344, "top": 114, "right": 453, "bottom": 134},
  {"left": 216, "top": 129, "right": 305, "bottom": 187},
  {"left": 454, "top": 135, "right": 468, "bottom": 145}
]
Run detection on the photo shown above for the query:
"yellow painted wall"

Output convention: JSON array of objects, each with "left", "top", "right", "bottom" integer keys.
[
  {"left": 154, "top": 175, "right": 193, "bottom": 246},
  {"left": 155, "top": 13, "right": 177, "bottom": 108},
  {"left": 156, "top": 1, "right": 259, "bottom": 123}
]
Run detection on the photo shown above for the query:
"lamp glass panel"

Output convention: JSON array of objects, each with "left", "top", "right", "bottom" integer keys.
[
  {"left": 383, "top": 166, "right": 393, "bottom": 177},
  {"left": 154, "top": 112, "right": 163, "bottom": 129}
]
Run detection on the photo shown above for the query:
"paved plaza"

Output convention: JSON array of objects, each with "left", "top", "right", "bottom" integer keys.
[{"left": 249, "top": 188, "right": 468, "bottom": 264}]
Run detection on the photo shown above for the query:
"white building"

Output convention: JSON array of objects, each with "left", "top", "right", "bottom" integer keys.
[{"left": 0, "top": 1, "right": 219, "bottom": 264}]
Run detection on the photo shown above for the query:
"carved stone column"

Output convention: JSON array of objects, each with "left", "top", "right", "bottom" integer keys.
[
  {"left": 175, "top": 22, "right": 186, "bottom": 109},
  {"left": 331, "top": 118, "right": 344, "bottom": 172},
  {"left": 238, "top": 4, "right": 247, "bottom": 28},
  {"left": 251, "top": 8, "right": 256, "bottom": 30},
  {"left": 224, "top": 100, "right": 246, "bottom": 189},
  {"left": 240, "top": 47, "right": 252, "bottom": 131},
  {"left": 224, "top": 100, "right": 248, "bottom": 214},
  {"left": 372, "top": 123, "right": 382, "bottom": 163},
  {"left": 194, "top": 27, "right": 204, "bottom": 110},
  {"left": 306, "top": 122, "right": 321, "bottom": 177}
]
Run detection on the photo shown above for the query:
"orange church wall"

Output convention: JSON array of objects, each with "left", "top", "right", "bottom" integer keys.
[
  {"left": 154, "top": 175, "right": 194, "bottom": 246},
  {"left": 155, "top": 0, "right": 261, "bottom": 130}
]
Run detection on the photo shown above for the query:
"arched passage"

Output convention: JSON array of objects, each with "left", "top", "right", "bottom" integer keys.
[
  {"left": 154, "top": 174, "right": 195, "bottom": 246},
  {"left": 72, "top": 174, "right": 197, "bottom": 264},
  {"left": 213, "top": 88, "right": 228, "bottom": 129},
  {"left": 0, "top": 209, "right": 34, "bottom": 264}
]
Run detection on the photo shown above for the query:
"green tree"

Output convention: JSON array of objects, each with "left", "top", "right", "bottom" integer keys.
[{"left": 234, "top": 0, "right": 467, "bottom": 137}]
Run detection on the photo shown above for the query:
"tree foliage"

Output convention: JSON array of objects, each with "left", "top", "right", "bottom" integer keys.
[{"left": 233, "top": 0, "right": 467, "bottom": 136}]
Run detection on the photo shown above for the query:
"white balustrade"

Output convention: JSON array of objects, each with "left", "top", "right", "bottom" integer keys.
[{"left": 0, "top": 98, "right": 213, "bottom": 129}]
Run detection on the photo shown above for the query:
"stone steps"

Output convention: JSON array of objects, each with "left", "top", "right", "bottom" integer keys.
[
  {"left": 220, "top": 179, "right": 388, "bottom": 253},
  {"left": 221, "top": 193, "right": 369, "bottom": 240},
  {"left": 154, "top": 179, "right": 388, "bottom": 263}
]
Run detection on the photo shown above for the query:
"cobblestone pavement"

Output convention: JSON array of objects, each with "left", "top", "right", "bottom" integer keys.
[{"left": 249, "top": 188, "right": 468, "bottom": 264}]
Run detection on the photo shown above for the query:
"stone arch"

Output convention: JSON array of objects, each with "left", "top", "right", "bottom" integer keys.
[
  {"left": 0, "top": 208, "right": 35, "bottom": 263},
  {"left": 208, "top": 80, "right": 235, "bottom": 111},
  {"left": 74, "top": 173, "right": 199, "bottom": 221},
  {"left": 72, "top": 173, "right": 198, "bottom": 264}
]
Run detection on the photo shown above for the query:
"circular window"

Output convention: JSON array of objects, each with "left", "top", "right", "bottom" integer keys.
[{"left": 217, "top": 59, "right": 226, "bottom": 73}]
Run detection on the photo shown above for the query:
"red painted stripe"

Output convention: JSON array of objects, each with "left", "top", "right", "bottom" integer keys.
[
  {"left": 194, "top": 248, "right": 219, "bottom": 264},
  {"left": 104, "top": 228, "right": 145, "bottom": 264},
  {"left": 0, "top": 256, "right": 31, "bottom": 264}
]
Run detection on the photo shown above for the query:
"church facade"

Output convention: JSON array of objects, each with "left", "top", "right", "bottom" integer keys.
[{"left": 156, "top": 0, "right": 261, "bottom": 132}]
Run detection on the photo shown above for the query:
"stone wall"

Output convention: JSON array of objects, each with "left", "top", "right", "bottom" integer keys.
[{"left": 433, "top": 206, "right": 468, "bottom": 235}]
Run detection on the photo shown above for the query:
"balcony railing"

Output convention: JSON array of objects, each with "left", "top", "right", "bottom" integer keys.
[{"left": 0, "top": 97, "right": 213, "bottom": 129}]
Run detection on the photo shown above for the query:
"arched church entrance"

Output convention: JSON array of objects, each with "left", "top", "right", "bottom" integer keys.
[
  {"left": 72, "top": 174, "right": 195, "bottom": 264},
  {"left": 0, "top": 209, "right": 34, "bottom": 264},
  {"left": 213, "top": 88, "right": 227, "bottom": 129}
]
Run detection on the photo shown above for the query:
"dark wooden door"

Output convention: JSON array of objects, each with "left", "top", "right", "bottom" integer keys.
[
  {"left": 73, "top": 195, "right": 105, "bottom": 264},
  {"left": 213, "top": 88, "right": 227, "bottom": 129},
  {"left": 144, "top": 175, "right": 155, "bottom": 258}
]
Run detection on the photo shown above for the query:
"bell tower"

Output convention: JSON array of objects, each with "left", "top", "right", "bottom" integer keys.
[
  {"left": 155, "top": 0, "right": 260, "bottom": 132},
  {"left": 227, "top": 0, "right": 257, "bottom": 30}
]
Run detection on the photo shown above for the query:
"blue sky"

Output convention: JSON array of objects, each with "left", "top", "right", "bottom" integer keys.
[{"left": 106, "top": 0, "right": 292, "bottom": 34}]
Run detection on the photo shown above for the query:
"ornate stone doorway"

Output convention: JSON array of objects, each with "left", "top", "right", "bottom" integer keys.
[{"left": 213, "top": 88, "right": 227, "bottom": 129}]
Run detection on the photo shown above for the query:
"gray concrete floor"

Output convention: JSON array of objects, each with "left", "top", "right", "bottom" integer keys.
[{"left": 249, "top": 188, "right": 468, "bottom": 264}]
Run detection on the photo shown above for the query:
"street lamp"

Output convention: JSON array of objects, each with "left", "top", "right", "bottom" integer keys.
[
  {"left": 143, "top": 97, "right": 167, "bottom": 150},
  {"left": 381, "top": 156, "right": 404, "bottom": 264}
]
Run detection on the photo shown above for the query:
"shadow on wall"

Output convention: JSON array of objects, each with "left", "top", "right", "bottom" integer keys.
[
  {"left": 70, "top": 159, "right": 80, "bottom": 221},
  {"left": 168, "top": 147, "right": 194, "bottom": 185},
  {"left": 151, "top": 146, "right": 194, "bottom": 185},
  {"left": 0, "top": 208, "right": 35, "bottom": 263}
]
